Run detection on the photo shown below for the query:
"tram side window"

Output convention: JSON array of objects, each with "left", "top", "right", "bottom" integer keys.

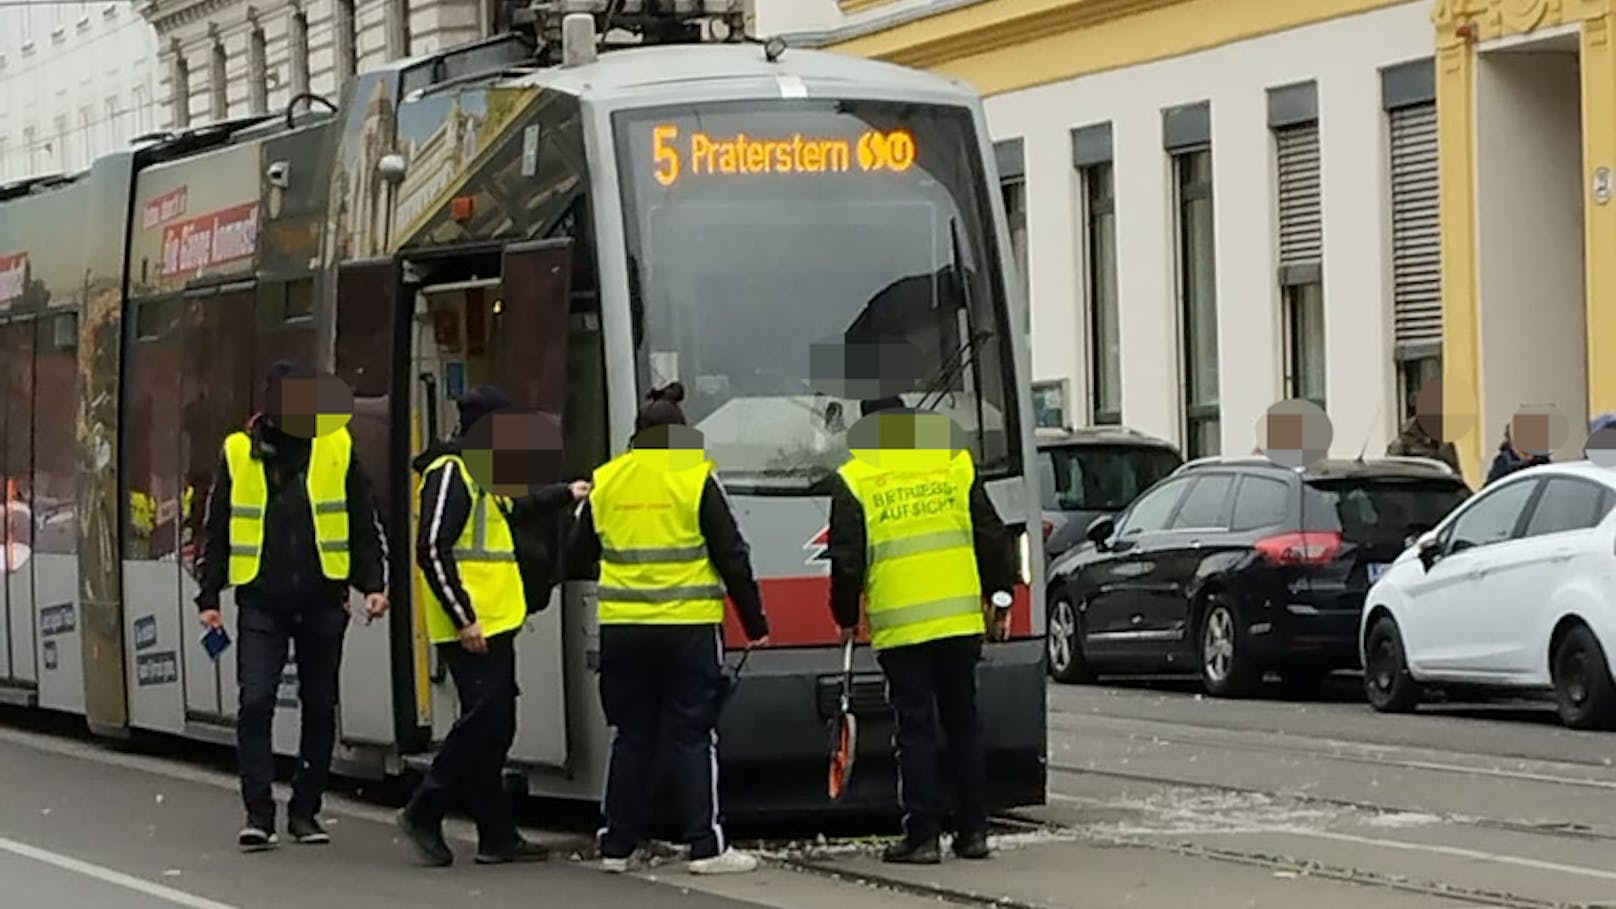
[
  {"left": 126, "top": 298, "right": 186, "bottom": 561},
  {"left": 179, "top": 294, "right": 255, "bottom": 580},
  {"left": 253, "top": 283, "right": 315, "bottom": 402},
  {"left": 32, "top": 315, "right": 75, "bottom": 554},
  {"left": 1, "top": 320, "right": 37, "bottom": 570}
]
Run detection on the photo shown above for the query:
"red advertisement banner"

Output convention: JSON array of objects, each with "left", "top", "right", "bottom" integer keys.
[
  {"left": 142, "top": 186, "right": 189, "bottom": 230},
  {"left": 160, "top": 203, "right": 260, "bottom": 278}
]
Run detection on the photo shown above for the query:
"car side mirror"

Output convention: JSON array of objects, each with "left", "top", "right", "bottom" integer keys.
[
  {"left": 1417, "top": 532, "right": 1441, "bottom": 571},
  {"left": 1086, "top": 515, "right": 1115, "bottom": 548}
]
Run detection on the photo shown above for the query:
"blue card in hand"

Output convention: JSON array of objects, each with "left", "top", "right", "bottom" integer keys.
[{"left": 202, "top": 626, "right": 231, "bottom": 660}]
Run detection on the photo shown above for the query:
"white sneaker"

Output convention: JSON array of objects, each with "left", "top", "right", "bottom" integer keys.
[
  {"left": 599, "top": 857, "right": 630, "bottom": 873},
  {"left": 689, "top": 849, "right": 759, "bottom": 875}
]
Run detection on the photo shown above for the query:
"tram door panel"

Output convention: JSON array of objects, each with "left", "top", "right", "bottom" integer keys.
[
  {"left": 0, "top": 319, "right": 35, "bottom": 686},
  {"left": 496, "top": 239, "right": 572, "bottom": 772},
  {"left": 412, "top": 277, "right": 501, "bottom": 745}
]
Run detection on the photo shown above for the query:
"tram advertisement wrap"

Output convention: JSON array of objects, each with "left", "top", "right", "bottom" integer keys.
[{"left": 160, "top": 203, "right": 261, "bottom": 279}]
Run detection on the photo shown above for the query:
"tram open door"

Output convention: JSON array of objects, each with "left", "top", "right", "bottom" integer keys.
[{"left": 408, "top": 239, "right": 574, "bottom": 771}]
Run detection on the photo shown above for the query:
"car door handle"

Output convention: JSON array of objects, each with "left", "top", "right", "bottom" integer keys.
[{"left": 1551, "top": 548, "right": 1575, "bottom": 563}]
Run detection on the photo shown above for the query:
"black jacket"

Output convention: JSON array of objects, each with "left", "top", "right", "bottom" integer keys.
[
  {"left": 413, "top": 441, "right": 577, "bottom": 630},
  {"left": 826, "top": 470, "right": 1016, "bottom": 631},
  {"left": 196, "top": 421, "right": 389, "bottom": 611},
  {"left": 1486, "top": 443, "right": 1550, "bottom": 485},
  {"left": 566, "top": 477, "right": 769, "bottom": 642}
]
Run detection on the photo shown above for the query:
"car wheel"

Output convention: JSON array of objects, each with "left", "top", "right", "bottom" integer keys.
[
  {"left": 1364, "top": 617, "right": 1420, "bottom": 713},
  {"left": 1198, "top": 596, "right": 1259, "bottom": 698},
  {"left": 1552, "top": 624, "right": 1616, "bottom": 731},
  {"left": 1046, "top": 595, "right": 1094, "bottom": 684}
]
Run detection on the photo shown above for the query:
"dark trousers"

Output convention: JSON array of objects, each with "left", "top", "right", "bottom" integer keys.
[
  {"left": 405, "top": 630, "right": 521, "bottom": 853},
  {"left": 877, "top": 634, "right": 988, "bottom": 841},
  {"left": 236, "top": 601, "right": 348, "bottom": 823},
  {"left": 598, "top": 624, "right": 725, "bottom": 861}
]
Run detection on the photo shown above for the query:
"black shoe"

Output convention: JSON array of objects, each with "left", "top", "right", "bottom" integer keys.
[
  {"left": 953, "top": 831, "right": 990, "bottom": 860},
  {"left": 238, "top": 814, "right": 279, "bottom": 852},
  {"left": 882, "top": 836, "right": 941, "bottom": 865},
  {"left": 396, "top": 809, "right": 453, "bottom": 867},
  {"left": 475, "top": 838, "right": 550, "bottom": 864},
  {"left": 289, "top": 814, "right": 331, "bottom": 845}
]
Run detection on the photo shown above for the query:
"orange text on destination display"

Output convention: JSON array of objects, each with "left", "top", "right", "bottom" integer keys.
[{"left": 651, "top": 125, "right": 917, "bottom": 187}]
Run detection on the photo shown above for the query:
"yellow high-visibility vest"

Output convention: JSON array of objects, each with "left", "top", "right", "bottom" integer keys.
[
  {"left": 417, "top": 454, "right": 527, "bottom": 644},
  {"left": 222, "top": 428, "right": 353, "bottom": 587},
  {"left": 590, "top": 448, "right": 725, "bottom": 626},
  {"left": 837, "top": 446, "right": 984, "bottom": 651}
]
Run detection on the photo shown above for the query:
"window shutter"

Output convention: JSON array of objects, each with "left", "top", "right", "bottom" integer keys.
[
  {"left": 1390, "top": 102, "right": 1441, "bottom": 353},
  {"left": 1276, "top": 124, "right": 1322, "bottom": 281}
]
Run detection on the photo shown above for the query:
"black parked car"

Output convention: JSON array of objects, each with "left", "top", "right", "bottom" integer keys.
[
  {"left": 1045, "top": 455, "right": 1471, "bottom": 696},
  {"left": 1035, "top": 427, "right": 1182, "bottom": 561}
]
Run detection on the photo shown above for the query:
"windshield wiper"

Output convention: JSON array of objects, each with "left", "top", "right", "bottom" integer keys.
[{"left": 918, "top": 219, "right": 994, "bottom": 446}]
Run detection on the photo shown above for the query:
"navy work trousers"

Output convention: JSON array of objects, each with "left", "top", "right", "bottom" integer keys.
[
  {"left": 405, "top": 629, "right": 522, "bottom": 853},
  {"left": 235, "top": 599, "right": 348, "bottom": 824},
  {"left": 877, "top": 633, "right": 988, "bottom": 842},
  {"left": 598, "top": 624, "right": 726, "bottom": 861}
]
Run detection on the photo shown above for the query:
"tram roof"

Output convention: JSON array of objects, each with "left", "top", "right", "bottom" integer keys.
[{"left": 506, "top": 43, "right": 978, "bottom": 104}]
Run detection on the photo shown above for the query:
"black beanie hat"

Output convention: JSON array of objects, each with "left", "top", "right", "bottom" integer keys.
[
  {"left": 635, "top": 382, "right": 688, "bottom": 433},
  {"left": 860, "top": 395, "right": 905, "bottom": 417},
  {"left": 457, "top": 385, "right": 515, "bottom": 435}
]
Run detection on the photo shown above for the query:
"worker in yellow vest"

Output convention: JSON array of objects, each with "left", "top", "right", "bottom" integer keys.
[
  {"left": 397, "top": 385, "right": 590, "bottom": 868},
  {"left": 567, "top": 382, "right": 770, "bottom": 875},
  {"left": 195, "top": 360, "right": 390, "bottom": 851},
  {"left": 826, "top": 397, "right": 1016, "bottom": 865}
]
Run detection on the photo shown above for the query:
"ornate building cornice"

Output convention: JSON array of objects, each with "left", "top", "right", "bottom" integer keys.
[
  {"left": 137, "top": 0, "right": 250, "bottom": 39},
  {"left": 1433, "top": 0, "right": 1613, "bottom": 43}
]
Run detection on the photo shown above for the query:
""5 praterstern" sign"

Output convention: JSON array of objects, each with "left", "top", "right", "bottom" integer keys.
[{"left": 650, "top": 125, "right": 917, "bottom": 187}]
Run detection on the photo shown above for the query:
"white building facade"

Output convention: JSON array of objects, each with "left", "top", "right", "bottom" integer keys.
[
  {"left": 773, "top": 0, "right": 1445, "bottom": 462},
  {"left": 136, "top": 0, "right": 516, "bottom": 132},
  {"left": 0, "top": 2, "right": 163, "bottom": 182}
]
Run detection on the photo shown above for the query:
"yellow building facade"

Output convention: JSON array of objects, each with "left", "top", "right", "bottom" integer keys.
[{"left": 818, "top": 0, "right": 1612, "bottom": 484}]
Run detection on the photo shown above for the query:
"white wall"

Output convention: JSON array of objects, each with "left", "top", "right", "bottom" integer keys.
[
  {"left": 0, "top": 3, "right": 161, "bottom": 182},
  {"left": 757, "top": 0, "right": 943, "bottom": 38},
  {"left": 985, "top": 0, "right": 1431, "bottom": 457},
  {"left": 1475, "top": 48, "right": 1587, "bottom": 461}
]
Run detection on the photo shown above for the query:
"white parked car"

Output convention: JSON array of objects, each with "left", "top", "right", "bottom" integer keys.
[{"left": 1360, "top": 461, "right": 1616, "bottom": 729}]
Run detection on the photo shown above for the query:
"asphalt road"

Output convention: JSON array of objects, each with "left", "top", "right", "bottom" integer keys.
[{"left": 4, "top": 675, "right": 1616, "bottom": 909}]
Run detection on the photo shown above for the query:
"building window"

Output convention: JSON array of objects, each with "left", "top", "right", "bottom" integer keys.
[
  {"left": 1385, "top": 60, "right": 1441, "bottom": 421},
  {"left": 290, "top": 11, "right": 311, "bottom": 98},
  {"left": 1175, "top": 147, "right": 1220, "bottom": 458},
  {"left": 248, "top": 24, "right": 269, "bottom": 115},
  {"left": 1033, "top": 380, "right": 1067, "bottom": 430},
  {"left": 1271, "top": 82, "right": 1325, "bottom": 410},
  {"left": 1082, "top": 161, "right": 1120, "bottom": 424},
  {"left": 105, "top": 96, "right": 120, "bottom": 146},
  {"left": 54, "top": 114, "right": 68, "bottom": 170},
  {"left": 170, "top": 50, "right": 190, "bottom": 129},
  {"left": 335, "top": 0, "right": 358, "bottom": 89},
  {"left": 23, "top": 126, "right": 37, "bottom": 175},
  {"left": 132, "top": 84, "right": 149, "bottom": 134},
  {"left": 385, "top": 0, "right": 411, "bottom": 60},
  {"left": 78, "top": 106, "right": 93, "bottom": 169},
  {"left": 210, "top": 39, "right": 228, "bottom": 121}
]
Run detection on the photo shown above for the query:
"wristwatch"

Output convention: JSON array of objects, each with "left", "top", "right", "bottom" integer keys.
[{"left": 990, "top": 591, "right": 1013, "bottom": 611}]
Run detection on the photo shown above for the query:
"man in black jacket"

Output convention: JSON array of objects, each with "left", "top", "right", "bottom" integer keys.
[
  {"left": 826, "top": 396, "right": 1016, "bottom": 863},
  {"left": 196, "top": 360, "right": 390, "bottom": 851},
  {"left": 398, "top": 386, "right": 589, "bottom": 867}
]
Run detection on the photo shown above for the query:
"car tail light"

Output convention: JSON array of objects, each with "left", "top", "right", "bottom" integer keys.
[
  {"left": 1255, "top": 531, "right": 1342, "bottom": 566},
  {"left": 1042, "top": 519, "right": 1054, "bottom": 540}
]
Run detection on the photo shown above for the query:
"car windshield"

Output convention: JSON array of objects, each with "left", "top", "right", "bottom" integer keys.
[
  {"left": 1304, "top": 477, "right": 1471, "bottom": 543},
  {"left": 612, "top": 99, "right": 1018, "bottom": 493},
  {"left": 1037, "top": 444, "right": 1181, "bottom": 512}
]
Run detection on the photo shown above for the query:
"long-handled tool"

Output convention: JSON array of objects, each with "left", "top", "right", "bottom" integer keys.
[{"left": 827, "top": 637, "right": 858, "bottom": 800}]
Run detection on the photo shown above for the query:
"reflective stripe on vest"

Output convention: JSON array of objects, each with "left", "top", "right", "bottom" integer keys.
[
  {"left": 837, "top": 447, "right": 985, "bottom": 650},
  {"left": 589, "top": 449, "right": 725, "bottom": 626},
  {"left": 417, "top": 454, "right": 526, "bottom": 644},
  {"left": 223, "top": 428, "right": 353, "bottom": 587}
]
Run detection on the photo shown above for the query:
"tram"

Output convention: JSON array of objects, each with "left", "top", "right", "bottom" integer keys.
[{"left": 0, "top": 0, "right": 1047, "bottom": 816}]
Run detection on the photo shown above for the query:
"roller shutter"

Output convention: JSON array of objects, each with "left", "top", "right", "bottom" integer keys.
[
  {"left": 1276, "top": 124, "right": 1322, "bottom": 279},
  {"left": 1390, "top": 102, "right": 1441, "bottom": 353}
]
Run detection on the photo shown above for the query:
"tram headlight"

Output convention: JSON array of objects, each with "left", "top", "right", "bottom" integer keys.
[{"left": 1017, "top": 529, "right": 1032, "bottom": 587}]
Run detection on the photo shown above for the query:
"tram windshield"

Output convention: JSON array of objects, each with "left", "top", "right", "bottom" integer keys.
[{"left": 613, "top": 99, "right": 1019, "bottom": 493}]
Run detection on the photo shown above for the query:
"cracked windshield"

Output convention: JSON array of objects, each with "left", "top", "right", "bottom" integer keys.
[{"left": 613, "top": 99, "right": 1016, "bottom": 491}]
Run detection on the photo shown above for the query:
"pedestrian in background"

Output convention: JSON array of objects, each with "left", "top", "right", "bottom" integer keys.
[
  {"left": 1387, "top": 415, "right": 1462, "bottom": 474},
  {"left": 397, "top": 385, "right": 590, "bottom": 867},
  {"left": 196, "top": 360, "right": 390, "bottom": 851},
  {"left": 1486, "top": 422, "right": 1550, "bottom": 484},
  {"left": 826, "top": 396, "right": 1016, "bottom": 865},
  {"left": 569, "top": 381, "right": 769, "bottom": 875}
]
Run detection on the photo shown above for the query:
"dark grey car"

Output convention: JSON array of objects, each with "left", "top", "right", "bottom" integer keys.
[{"left": 1035, "top": 427, "right": 1182, "bottom": 561}]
